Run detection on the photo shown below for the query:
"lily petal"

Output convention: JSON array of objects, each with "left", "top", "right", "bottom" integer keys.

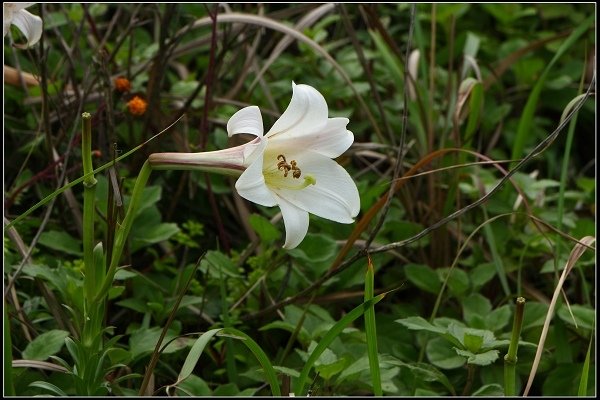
[
  {"left": 275, "top": 194, "right": 309, "bottom": 249},
  {"left": 266, "top": 82, "right": 328, "bottom": 139},
  {"left": 227, "top": 105, "right": 264, "bottom": 137},
  {"left": 268, "top": 117, "right": 353, "bottom": 159},
  {"left": 235, "top": 149, "right": 278, "bottom": 207},
  {"left": 272, "top": 150, "right": 360, "bottom": 223},
  {"left": 11, "top": 9, "right": 42, "bottom": 47}
]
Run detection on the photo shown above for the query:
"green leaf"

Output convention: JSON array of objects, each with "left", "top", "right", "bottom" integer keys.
[
  {"left": 395, "top": 316, "right": 446, "bottom": 335},
  {"left": 260, "top": 321, "right": 311, "bottom": 347},
  {"left": 129, "top": 327, "right": 188, "bottom": 359},
  {"left": 462, "top": 293, "right": 492, "bottom": 328},
  {"left": 38, "top": 230, "right": 82, "bottom": 256},
  {"left": 521, "top": 302, "right": 550, "bottom": 330},
  {"left": 176, "top": 374, "right": 212, "bottom": 396},
  {"left": 426, "top": 337, "right": 465, "bottom": 370},
  {"left": 132, "top": 185, "right": 162, "bottom": 218},
  {"left": 202, "top": 250, "right": 242, "bottom": 279},
  {"left": 437, "top": 267, "right": 469, "bottom": 298},
  {"left": 404, "top": 264, "right": 441, "bottom": 294},
  {"left": 22, "top": 330, "right": 70, "bottom": 361},
  {"left": 484, "top": 305, "right": 512, "bottom": 332},
  {"left": 472, "top": 383, "right": 504, "bottom": 396},
  {"left": 248, "top": 214, "right": 281, "bottom": 243},
  {"left": 131, "top": 222, "right": 180, "bottom": 252},
  {"left": 398, "top": 361, "right": 455, "bottom": 395},
  {"left": 176, "top": 329, "right": 221, "bottom": 385},
  {"left": 557, "top": 304, "right": 595, "bottom": 330},
  {"left": 543, "top": 363, "right": 593, "bottom": 396},
  {"left": 454, "top": 348, "right": 499, "bottom": 366},
  {"left": 470, "top": 263, "right": 496, "bottom": 291},
  {"left": 463, "top": 333, "right": 484, "bottom": 353}
]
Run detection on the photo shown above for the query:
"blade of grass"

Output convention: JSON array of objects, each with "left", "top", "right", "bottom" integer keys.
[
  {"left": 510, "top": 15, "right": 593, "bottom": 166},
  {"left": 364, "top": 255, "right": 382, "bottom": 396},
  {"left": 577, "top": 334, "right": 593, "bottom": 396},
  {"left": 219, "top": 328, "right": 282, "bottom": 396},
  {"left": 293, "top": 292, "right": 388, "bottom": 396}
]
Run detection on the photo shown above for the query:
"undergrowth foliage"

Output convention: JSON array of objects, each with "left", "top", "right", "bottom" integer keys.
[{"left": 3, "top": 4, "right": 596, "bottom": 397}]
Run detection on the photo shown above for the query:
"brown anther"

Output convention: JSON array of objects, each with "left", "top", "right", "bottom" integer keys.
[
  {"left": 290, "top": 160, "right": 302, "bottom": 178},
  {"left": 277, "top": 154, "right": 292, "bottom": 177}
]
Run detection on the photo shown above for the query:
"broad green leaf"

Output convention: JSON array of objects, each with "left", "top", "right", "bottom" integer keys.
[
  {"left": 202, "top": 250, "right": 242, "bottom": 279},
  {"left": 131, "top": 222, "right": 180, "bottom": 252},
  {"left": 470, "top": 263, "right": 496, "bottom": 291},
  {"left": 404, "top": 264, "right": 441, "bottom": 294},
  {"left": 462, "top": 293, "right": 492, "bottom": 328},
  {"left": 38, "top": 230, "right": 82, "bottom": 256},
  {"left": 22, "top": 330, "right": 70, "bottom": 361},
  {"left": 129, "top": 327, "right": 188, "bottom": 359},
  {"left": 454, "top": 348, "right": 499, "bottom": 366},
  {"left": 273, "top": 365, "right": 300, "bottom": 378},
  {"left": 259, "top": 321, "right": 311, "bottom": 347},
  {"left": 396, "top": 316, "right": 446, "bottom": 335},
  {"left": 484, "top": 305, "right": 512, "bottom": 332},
  {"left": 557, "top": 304, "right": 595, "bottom": 330},
  {"left": 426, "top": 337, "right": 465, "bottom": 370},
  {"left": 472, "top": 383, "right": 504, "bottom": 396},
  {"left": 463, "top": 333, "right": 484, "bottom": 353},
  {"left": 542, "top": 363, "right": 594, "bottom": 396},
  {"left": 249, "top": 214, "right": 281, "bottom": 243},
  {"left": 437, "top": 267, "right": 469, "bottom": 298},
  {"left": 176, "top": 374, "right": 212, "bottom": 396},
  {"left": 521, "top": 302, "right": 550, "bottom": 330}
]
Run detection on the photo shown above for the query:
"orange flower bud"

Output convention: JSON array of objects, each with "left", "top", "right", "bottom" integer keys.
[
  {"left": 127, "top": 96, "right": 147, "bottom": 116},
  {"left": 114, "top": 76, "right": 131, "bottom": 93}
]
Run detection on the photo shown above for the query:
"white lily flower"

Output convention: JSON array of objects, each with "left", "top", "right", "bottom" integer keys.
[
  {"left": 3, "top": 3, "right": 43, "bottom": 48},
  {"left": 149, "top": 82, "right": 360, "bottom": 249}
]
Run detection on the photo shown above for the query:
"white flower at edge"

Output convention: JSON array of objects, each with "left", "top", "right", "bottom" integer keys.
[
  {"left": 3, "top": 3, "right": 43, "bottom": 48},
  {"left": 149, "top": 82, "right": 360, "bottom": 249},
  {"left": 226, "top": 82, "right": 360, "bottom": 249}
]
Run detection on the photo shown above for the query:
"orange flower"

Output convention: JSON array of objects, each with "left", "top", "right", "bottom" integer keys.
[
  {"left": 127, "top": 96, "right": 147, "bottom": 116},
  {"left": 114, "top": 76, "right": 131, "bottom": 93}
]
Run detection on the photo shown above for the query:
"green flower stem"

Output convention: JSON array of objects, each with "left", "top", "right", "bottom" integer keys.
[
  {"left": 81, "top": 113, "right": 98, "bottom": 303},
  {"left": 504, "top": 297, "right": 525, "bottom": 396},
  {"left": 93, "top": 160, "right": 152, "bottom": 303}
]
